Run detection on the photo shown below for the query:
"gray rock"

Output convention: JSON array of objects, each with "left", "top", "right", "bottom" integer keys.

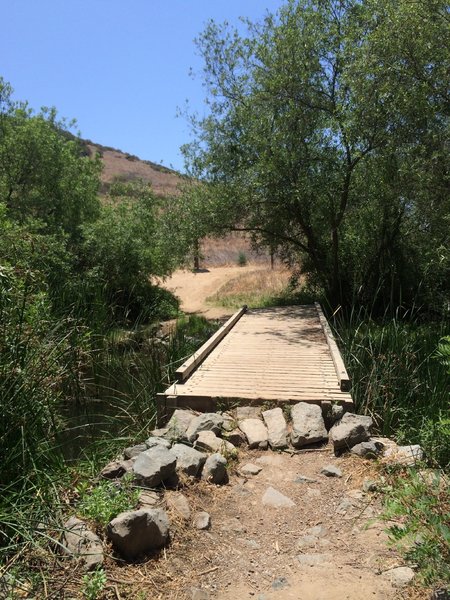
[
  {"left": 321, "top": 464, "right": 342, "bottom": 478},
  {"left": 133, "top": 446, "right": 177, "bottom": 487},
  {"left": 194, "top": 430, "right": 237, "bottom": 455},
  {"left": 235, "top": 405, "right": 262, "bottom": 420},
  {"left": 149, "top": 427, "right": 169, "bottom": 437},
  {"left": 384, "top": 444, "right": 424, "bottom": 465},
  {"left": 107, "top": 508, "right": 169, "bottom": 559},
  {"left": 62, "top": 516, "right": 103, "bottom": 570},
  {"left": 124, "top": 444, "right": 148, "bottom": 459},
  {"left": 224, "top": 428, "right": 246, "bottom": 447},
  {"left": 262, "top": 407, "right": 288, "bottom": 448},
  {"left": 165, "top": 409, "right": 196, "bottom": 440},
  {"left": 262, "top": 486, "right": 295, "bottom": 508},
  {"left": 221, "top": 413, "right": 236, "bottom": 432},
  {"left": 382, "top": 566, "right": 415, "bottom": 588},
  {"left": 290, "top": 403, "right": 328, "bottom": 448},
  {"left": 329, "top": 413, "right": 372, "bottom": 450},
  {"left": 166, "top": 492, "right": 191, "bottom": 520},
  {"left": 322, "top": 402, "right": 345, "bottom": 430},
  {"left": 186, "top": 413, "right": 224, "bottom": 442},
  {"left": 240, "top": 463, "right": 262, "bottom": 476},
  {"left": 239, "top": 418, "right": 269, "bottom": 449},
  {"left": 202, "top": 453, "right": 228, "bottom": 484},
  {"left": 296, "top": 554, "right": 330, "bottom": 566},
  {"left": 193, "top": 511, "right": 211, "bottom": 530},
  {"left": 100, "top": 460, "right": 127, "bottom": 479},
  {"left": 350, "top": 440, "right": 383, "bottom": 458},
  {"left": 145, "top": 437, "right": 172, "bottom": 450},
  {"left": 171, "top": 443, "right": 207, "bottom": 477}
]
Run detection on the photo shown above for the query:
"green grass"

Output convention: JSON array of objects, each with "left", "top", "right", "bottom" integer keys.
[
  {"left": 382, "top": 468, "right": 450, "bottom": 587},
  {"left": 0, "top": 312, "right": 220, "bottom": 595}
]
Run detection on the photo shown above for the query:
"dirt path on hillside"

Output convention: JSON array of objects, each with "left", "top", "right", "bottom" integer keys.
[{"left": 161, "top": 265, "right": 266, "bottom": 319}]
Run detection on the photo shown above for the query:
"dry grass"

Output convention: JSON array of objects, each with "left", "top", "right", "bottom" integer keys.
[
  {"left": 206, "top": 267, "right": 292, "bottom": 309},
  {"left": 200, "top": 233, "right": 271, "bottom": 267}
]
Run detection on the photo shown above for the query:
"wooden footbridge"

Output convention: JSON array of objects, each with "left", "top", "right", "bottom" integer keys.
[{"left": 157, "top": 304, "right": 353, "bottom": 421}]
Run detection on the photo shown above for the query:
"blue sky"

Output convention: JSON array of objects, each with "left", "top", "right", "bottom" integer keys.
[{"left": 2, "top": 0, "right": 284, "bottom": 171}]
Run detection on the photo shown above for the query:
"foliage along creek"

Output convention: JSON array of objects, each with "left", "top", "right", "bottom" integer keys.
[{"left": 0, "top": 0, "right": 449, "bottom": 596}]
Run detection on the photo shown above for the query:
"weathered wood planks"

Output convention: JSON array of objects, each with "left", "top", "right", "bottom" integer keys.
[{"left": 158, "top": 304, "right": 353, "bottom": 422}]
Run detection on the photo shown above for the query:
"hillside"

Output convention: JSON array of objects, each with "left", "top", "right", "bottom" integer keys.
[{"left": 83, "top": 139, "right": 183, "bottom": 197}]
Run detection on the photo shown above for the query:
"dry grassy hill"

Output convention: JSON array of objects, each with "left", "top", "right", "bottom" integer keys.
[
  {"left": 83, "top": 138, "right": 270, "bottom": 267},
  {"left": 83, "top": 140, "right": 183, "bottom": 197}
]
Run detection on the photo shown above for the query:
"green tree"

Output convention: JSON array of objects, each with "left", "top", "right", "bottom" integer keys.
[
  {"left": 179, "top": 0, "right": 449, "bottom": 310},
  {"left": 0, "top": 78, "right": 101, "bottom": 243},
  {"left": 81, "top": 180, "right": 180, "bottom": 321}
]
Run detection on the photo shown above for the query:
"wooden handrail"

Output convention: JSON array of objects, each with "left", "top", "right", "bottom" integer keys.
[
  {"left": 175, "top": 305, "right": 247, "bottom": 383},
  {"left": 315, "top": 302, "right": 351, "bottom": 392}
]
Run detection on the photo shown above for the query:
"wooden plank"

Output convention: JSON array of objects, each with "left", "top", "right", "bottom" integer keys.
[
  {"left": 175, "top": 306, "right": 247, "bottom": 383},
  {"left": 314, "top": 303, "right": 351, "bottom": 392}
]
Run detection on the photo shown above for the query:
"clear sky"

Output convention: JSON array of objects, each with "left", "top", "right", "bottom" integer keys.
[{"left": 2, "top": 0, "right": 284, "bottom": 172}]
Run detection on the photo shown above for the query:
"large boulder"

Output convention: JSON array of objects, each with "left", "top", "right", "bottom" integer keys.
[
  {"left": 329, "top": 413, "right": 372, "bottom": 450},
  {"left": 62, "top": 516, "right": 103, "bottom": 570},
  {"left": 239, "top": 418, "right": 269, "bottom": 449},
  {"left": 262, "top": 407, "right": 288, "bottom": 449},
  {"left": 186, "top": 413, "right": 224, "bottom": 442},
  {"left": 171, "top": 443, "right": 207, "bottom": 477},
  {"left": 133, "top": 446, "right": 177, "bottom": 487},
  {"left": 290, "top": 403, "right": 328, "bottom": 448},
  {"left": 107, "top": 508, "right": 169, "bottom": 559}
]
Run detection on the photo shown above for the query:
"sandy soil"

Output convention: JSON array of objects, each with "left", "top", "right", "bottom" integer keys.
[{"left": 161, "top": 265, "right": 267, "bottom": 319}]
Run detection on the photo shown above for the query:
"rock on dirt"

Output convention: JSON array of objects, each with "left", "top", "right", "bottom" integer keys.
[
  {"left": 193, "top": 511, "right": 211, "bottom": 530},
  {"left": 239, "top": 418, "right": 269, "bottom": 449},
  {"left": 62, "top": 516, "right": 103, "bottom": 570},
  {"left": 165, "top": 409, "right": 196, "bottom": 441},
  {"left": 107, "top": 508, "right": 169, "bottom": 559},
  {"left": 262, "top": 486, "right": 295, "bottom": 508},
  {"left": 133, "top": 446, "right": 177, "bottom": 487},
  {"left": 166, "top": 492, "right": 191, "bottom": 521},
  {"left": 202, "top": 453, "right": 228, "bottom": 484},
  {"left": 186, "top": 413, "right": 225, "bottom": 442},
  {"left": 262, "top": 407, "right": 288, "bottom": 449},
  {"left": 172, "top": 443, "right": 207, "bottom": 477},
  {"left": 350, "top": 440, "right": 383, "bottom": 458},
  {"left": 290, "top": 402, "right": 328, "bottom": 447},
  {"left": 239, "top": 463, "right": 262, "bottom": 476},
  {"left": 329, "top": 413, "right": 373, "bottom": 450},
  {"left": 194, "top": 430, "right": 236, "bottom": 455},
  {"left": 382, "top": 566, "right": 415, "bottom": 588},
  {"left": 321, "top": 464, "right": 343, "bottom": 478},
  {"left": 100, "top": 460, "right": 128, "bottom": 479}
]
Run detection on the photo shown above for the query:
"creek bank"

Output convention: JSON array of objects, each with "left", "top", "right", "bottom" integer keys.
[{"left": 61, "top": 401, "right": 425, "bottom": 576}]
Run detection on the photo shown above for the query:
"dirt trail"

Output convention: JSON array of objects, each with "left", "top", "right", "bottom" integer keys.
[
  {"left": 161, "top": 265, "right": 266, "bottom": 319},
  {"left": 136, "top": 449, "right": 415, "bottom": 600}
]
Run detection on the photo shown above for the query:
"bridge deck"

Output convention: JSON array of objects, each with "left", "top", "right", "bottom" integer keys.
[{"left": 157, "top": 305, "right": 353, "bottom": 420}]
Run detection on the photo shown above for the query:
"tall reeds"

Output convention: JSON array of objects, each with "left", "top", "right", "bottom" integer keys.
[{"left": 332, "top": 307, "right": 449, "bottom": 469}]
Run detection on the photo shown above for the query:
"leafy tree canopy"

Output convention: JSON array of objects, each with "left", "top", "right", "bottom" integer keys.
[{"left": 177, "top": 0, "right": 449, "bottom": 311}]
